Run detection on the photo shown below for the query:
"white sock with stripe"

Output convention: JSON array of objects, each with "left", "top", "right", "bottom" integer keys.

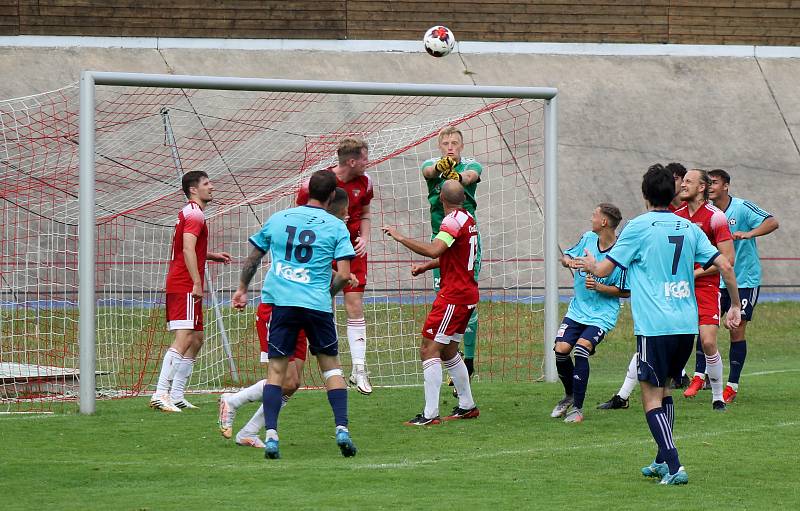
[
  {"left": 444, "top": 354, "right": 475, "bottom": 409},
  {"left": 706, "top": 351, "right": 724, "bottom": 402},
  {"left": 347, "top": 318, "right": 367, "bottom": 366}
]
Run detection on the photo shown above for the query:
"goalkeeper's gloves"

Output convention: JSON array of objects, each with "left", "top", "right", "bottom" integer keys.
[{"left": 435, "top": 156, "right": 461, "bottom": 182}]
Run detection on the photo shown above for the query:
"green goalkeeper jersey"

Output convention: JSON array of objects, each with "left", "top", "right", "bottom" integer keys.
[{"left": 422, "top": 157, "right": 483, "bottom": 231}]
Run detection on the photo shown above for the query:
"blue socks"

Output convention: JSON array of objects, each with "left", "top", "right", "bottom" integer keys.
[
  {"left": 555, "top": 352, "right": 574, "bottom": 396},
  {"left": 729, "top": 340, "right": 747, "bottom": 384},
  {"left": 572, "top": 345, "right": 591, "bottom": 409},
  {"left": 326, "top": 388, "right": 349, "bottom": 428},
  {"left": 263, "top": 383, "right": 283, "bottom": 431},
  {"left": 646, "top": 406, "right": 681, "bottom": 475},
  {"left": 694, "top": 335, "right": 706, "bottom": 374}
]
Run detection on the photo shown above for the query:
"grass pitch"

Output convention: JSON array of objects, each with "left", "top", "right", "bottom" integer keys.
[{"left": 1, "top": 302, "right": 798, "bottom": 510}]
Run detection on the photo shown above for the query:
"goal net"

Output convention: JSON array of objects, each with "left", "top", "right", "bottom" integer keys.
[{"left": 1, "top": 77, "right": 551, "bottom": 413}]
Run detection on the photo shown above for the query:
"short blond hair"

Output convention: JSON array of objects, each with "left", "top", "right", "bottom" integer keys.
[
  {"left": 337, "top": 137, "right": 368, "bottom": 165},
  {"left": 437, "top": 126, "right": 463, "bottom": 144}
]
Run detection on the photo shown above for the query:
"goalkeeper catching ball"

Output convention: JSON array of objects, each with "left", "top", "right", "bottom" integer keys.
[{"left": 421, "top": 126, "right": 483, "bottom": 384}]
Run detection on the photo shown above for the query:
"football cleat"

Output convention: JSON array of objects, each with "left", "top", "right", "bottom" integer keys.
[
  {"left": 641, "top": 461, "right": 669, "bottom": 478},
  {"left": 336, "top": 429, "right": 358, "bottom": 457},
  {"left": 563, "top": 406, "right": 583, "bottom": 423},
  {"left": 443, "top": 406, "right": 480, "bottom": 421},
  {"left": 264, "top": 438, "right": 280, "bottom": 459},
  {"left": 235, "top": 432, "right": 266, "bottom": 449},
  {"left": 683, "top": 375, "right": 705, "bottom": 398},
  {"left": 173, "top": 398, "right": 198, "bottom": 410},
  {"left": 149, "top": 394, "right": 181, "bottom": 413},
  {"left": 597, "top": 394, "right": 629, "bottom": 410},
  {"left": 217, "top": 393, "right": 236, "bottom": 439},
  {"left": 712, "top": 400, "right": 727, "bottom": 412},
  {"left": 550, "top": 395, "right": 573, "bottom": 418},
  {"left": 660, "top": 466, "right": 688, "bottom": 485},
  {"left": 404, "top": 413, "right": 442, "bottom": 426},
  {"left": 723, "top": 385, "right": 737, "bottom": 403},
  {"left": 349, "top": 365, "right": 373, "bottom": 395}
]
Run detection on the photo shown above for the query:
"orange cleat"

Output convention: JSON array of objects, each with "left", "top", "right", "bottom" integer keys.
[
  {"left": 723, "top": 385, "right": 737, "bottom": 403},
  {"left": 683, "top": 375, "right": 705, "bottom": 398}
]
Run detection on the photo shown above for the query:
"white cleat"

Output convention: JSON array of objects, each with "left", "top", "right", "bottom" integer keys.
[
  {"left": 235, "top": 431, "right": 266, "bottom": 449},
  {"left": 349, "top": 365, "right": 373, "bottom": 395},
  {"left": 149, "top": 393, "right": 181, "bottom": 413},
  {"left": 173, "top": 397, "right": 199, "bottom": 410},
  {"left": 550, "top": 395, "right": 573, "bottom": 418},
  {"left": 218, "top": 393, "right": 236, "bottom": 439}
]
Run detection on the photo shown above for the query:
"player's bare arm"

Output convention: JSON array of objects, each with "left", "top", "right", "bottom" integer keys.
[
  {"left": 353, "top": 204, "right": 370, "bottom": 257},
  {"left": 232, "top": 247, "right": 265, "bottom": 309},
  {"left": 207, "top": 251, "right": 232, "bottom": 263},
  {"left": 561, "top": 255, "right": 581, "bottom": 269},
  {"left": 331, "top": 259, "right": 352, "bottom": 296},
  {"left": 382, "top": 225, "right": 448, "bottom": 259},
  {"left": 182, "top": 232, "right": 203, "bottom": 298},
  {"left": 459, "top": 169, "right": 480, "bottom": 186},
  {"left": 585, "top": 273, "right": 630, "bottom": 298},
  {"left": 732, "top": 216, "right": 779, "bottom": 240},
  {"left": 712, "top": 253, "right": 742, "bottom": 330},
  {"left": 411, "top": 258, "right": 440, "bottom": 276},
  {"left": 421, "top": 162, "right": 439, "bottom": 180},
  {"left": 576, "top": 249, "right": 615, "bottom": 278},
  {"left": 694, "top": 238, "right": 734, "bottom": 279}
]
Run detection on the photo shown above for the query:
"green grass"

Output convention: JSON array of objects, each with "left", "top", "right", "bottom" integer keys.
[{"left": 1, "top": 302, "right": 799, "bottom": 509}]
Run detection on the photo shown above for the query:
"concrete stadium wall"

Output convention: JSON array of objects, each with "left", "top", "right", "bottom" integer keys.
[{"left": 0, "top": 45, "right": 797, "bottom": 291}]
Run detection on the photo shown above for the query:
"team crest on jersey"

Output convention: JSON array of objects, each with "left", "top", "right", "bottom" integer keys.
[
  {"left": 353, "top": 190, "right": 360, "bottom": 197},
  {"left": 729, "top": 218, "right": 736, "bottom": 226}
]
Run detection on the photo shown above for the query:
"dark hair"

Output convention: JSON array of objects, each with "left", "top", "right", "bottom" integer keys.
[
  {"left": 708, "top": 168, "right": 731, "bottom": 184},
  {"left": 182, "top": 171, "right": 209, "bottom": 198},
  {"left": 308, "top": 169, "right": 338, "bottom": 202},
  {"left": 665, "top": 162, "right": 687, "bottom": 179},
  {"left": 641, "top": 163, "right": 675, "bottom": 208},
  {"left": 327, "top": 187, "right": 349, "bottom": 217},
  {"left": 597, "top": 202, "right": 622, "bottom": 229}
]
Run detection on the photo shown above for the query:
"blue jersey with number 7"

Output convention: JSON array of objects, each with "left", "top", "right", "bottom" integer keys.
[
  {"left": 606, "top": 211, "right": 720, "bottom": 336},
  {"left": 249, "top": 205, "right": 355, "bottom": 312}
]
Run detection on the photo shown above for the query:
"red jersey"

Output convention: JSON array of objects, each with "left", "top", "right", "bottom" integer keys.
[
  {"left": 668, "top": 201, "right": 686, "bottom": 212},
  {"left": 296, "top": 168, "right": 373, "bottom": 242},
  {"left": 165, "top": 201, "right": 208, "bottom": 293},
  {"left": 437, "top": 208, "right": 479, "bottom": 304},
  {"left": 674, "top": 201, "right": 732, "bottom": 287}
]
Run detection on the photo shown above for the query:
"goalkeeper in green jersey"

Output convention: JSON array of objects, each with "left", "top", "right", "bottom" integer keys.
[{"left": 420, "top": 126, "right": 483, "bottom": 383}]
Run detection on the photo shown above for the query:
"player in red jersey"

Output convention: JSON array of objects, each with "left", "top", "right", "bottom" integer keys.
[
  {"left": 383, "top": 180, "right": 480, "bottom": 425},
  {"left": 296, "top": 137, "right": 375, "bottom": 395},
  {"left": 676, "top": 169, "right": 735, "bottom": 410},
  {"left": 150, "top": 171, "right": 231, "bottom": 413}
]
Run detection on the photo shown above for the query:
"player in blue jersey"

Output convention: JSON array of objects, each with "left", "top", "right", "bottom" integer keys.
[
  {"left": 551, "top": 203, "right": 629, "bottom": 424},
  {"left": 708, "top": 169, "right": 779, "bottom": 403},
  {"left": 579, "top": 164, "right": 742, "bottom": 485},
  {"left": 232, "top": 169, "right": 357, "bottom": 460}
]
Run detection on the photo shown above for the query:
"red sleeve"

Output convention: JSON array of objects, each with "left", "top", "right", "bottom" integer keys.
[
  {"left": 363, "top": 174, "right": 374, "bottom": 205},
  {"left": 439, "top": 214, "right": 461, "bottom": 238},
  {"left": 710, "top": 210, "right": 733, "bottom": 243},
  {"left": 183, "top": 209, "right": 205, "bottom": 236},
  {"left": 296, "top": 180, "right": 310, "bottom": 206}
]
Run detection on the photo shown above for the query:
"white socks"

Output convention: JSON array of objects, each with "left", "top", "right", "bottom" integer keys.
[
  {"left": 444, "top": 354, "right": 475, "bottom": 409},
  {"left": 228, "top": 379, "right": 266, "bottom": 408},
  {"left": 706, "top": 351, "right": 724, "bottom": 402},
  {"left": 423, "top": 358, "right": 442, "bottom": 419},
  {"left": 155, "top": 348, "right": 181, "bottom": 395},
  {"left": 347, "top": 318, "right": 367, "bottom": 366},
  {"left": 169, "top": 356, "right": 195, "bottom": 401},
  {"left": 618, "top": 352, "right": 638, "bottom": 400}
]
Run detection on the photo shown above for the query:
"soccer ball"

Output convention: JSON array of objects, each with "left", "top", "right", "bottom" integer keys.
[{"left": 423, "top": 26, "right": 456, "bottom": 57}]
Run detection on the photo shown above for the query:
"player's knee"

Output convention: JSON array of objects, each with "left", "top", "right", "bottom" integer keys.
[
  {"left": 554, "top": 341, "right": 572, "bottom": 355},
  {"left": 322, "top": 368, "right": 343, "bottom": 381},
  {"left": 576, "top": 339, "right": 593, "bottom": 352}
]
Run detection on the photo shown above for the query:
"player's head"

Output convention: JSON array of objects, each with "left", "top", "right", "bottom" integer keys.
[
  {"left": 708, "top": 168, "right": 731, "bottom": 202},
  {"left": 440, "top": 179, "right": 465, "bottom": 208},
  {"left": 641, "top": 163, "right": 675, "bottom": 209},
  {"left": 337, "top": 137, "right": 369, "bottom": 175},
  {"left": 592, "top": 203, "right": 622, "bottom": 232},
  {"left": 437, "top": 126, "right": 465, "bottom": 161},
  {"left": 182, "top": 171, "right": 212, "bottom": 202},
  {"left": 666, "top": 162, "right": 687, "bottom": 195},
  {"left": 326, "top": 187, "right": 349, "bottom": 222},
  {"left": 680, "top": 168, "right": 712, "bottom": 202},
  {"left": 308, "top": 169, "right": 338, "bottom": 205}
]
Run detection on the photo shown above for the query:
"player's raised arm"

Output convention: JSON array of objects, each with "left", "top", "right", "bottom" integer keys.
[{"left": 383, "top": 225, "right": 449, "bottom": 259}]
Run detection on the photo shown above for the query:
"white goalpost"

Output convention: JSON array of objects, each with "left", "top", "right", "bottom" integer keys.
[{"left": 0, "top": 72, "right": 559, "bottom": 414}]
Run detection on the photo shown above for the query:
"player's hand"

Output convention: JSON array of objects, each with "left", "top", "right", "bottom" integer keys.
[
  {"left": 411, "top": 264, "right": 426, "bottom": 276},
  {"left": 353, "top": 236, "right": 368, "bottom": 257},
  {"left": 382, "top": 225, "right": 404, "bottom": 242},
  {"left": 232, "top": 289, "right": 248, "bottom": 310},
  {"left": 210, "top": 251, "right": 232, "bottom": 263},
  {"left": 575, "top": 248, "right": 596, "bottom": 272},
  {"left": 724, "top": 305, "right": 742, "bottom": 330},
  {"left": 436, "top": 157, "right": 461, "bottom": 181},
  {"left": 584, "top": 274, "right": 597, "bottom": 290},
  {"left": 732, "top": 231, "right": 752, "bottom": 240},
  {"left": 191, "top": 282, "right": 203, "bottom": 299},
  {"left": 348, "top": 274, "right": 360, "bottom": 288}
]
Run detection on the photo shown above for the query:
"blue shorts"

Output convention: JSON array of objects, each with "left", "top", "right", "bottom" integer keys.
[
  {"left": 720, "top": 287, "right": 760, "bottom": 322},
  {"left": 268, "top": 305, "right": 338, "bottom": 358},
  {"left": 555, "top": 317, "right": 606, "bottom": 354},
  {"left": 637, "top": 334, "right": 694, "bottom": 388}
]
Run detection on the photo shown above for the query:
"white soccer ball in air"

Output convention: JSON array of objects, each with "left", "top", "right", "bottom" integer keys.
[{"left": 423, "top": 25, "right": 456, "bottom": 57}]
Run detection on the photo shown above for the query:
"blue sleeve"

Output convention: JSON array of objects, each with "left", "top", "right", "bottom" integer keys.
[
  {"left": 742, "top": 200, "right": 772, "bottom": 230},
  {"left": 564, "top": 233, "right": 587, "bottom": 259},
  {"left": 334, "top": 222, "right": 356, "bottom": 261},
  {"left": 692, "top": 224, "right": 721, "bottom": 269},
  {"left": 607, "top": 222, "right": 640, "bottom": 270},
  {"left": 607, "top": 265, "right": 627, "bottom": 290},
  {"left": 248, "top": 216, "right": 272, "bottom": 253}
]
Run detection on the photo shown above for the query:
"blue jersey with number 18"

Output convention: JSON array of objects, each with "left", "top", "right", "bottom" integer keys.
[
  {"left": 249, "top": 205, "right": 355, "bottom": 312},
  {"left": 606, "top": 211, "right": 720, "bottom": 336}
]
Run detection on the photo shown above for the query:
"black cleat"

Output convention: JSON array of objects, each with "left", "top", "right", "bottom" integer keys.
[
  {"left": 597, "top": 394, "right": 630, "bottom": 410},
  {"left": 444, "top": 406, "right": 480, "bottom": 420},
  {"left": 712, "top": 400, "right": 727, "bottom": 412},
  {"left": 404, "top": 413, "right": 442, "bottom": 426}
]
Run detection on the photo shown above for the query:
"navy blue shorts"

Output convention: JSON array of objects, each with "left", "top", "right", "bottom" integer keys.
[
  {"left": 267, "top": 305, "right": 338, "bottom": 358},
  {"left": 555, "top": 317, "right": 606, "bottom": 354},
  {"left": 636, "top": 334, "right": 694, "bottom": 388},
  {"left": 720, "top": 287, "right": 760, "bottom": 322}
]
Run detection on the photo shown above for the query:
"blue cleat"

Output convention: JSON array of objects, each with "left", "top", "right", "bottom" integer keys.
[
  {"left": 660, "top": 466, "right": 688, "bottom": 485},
  {"left": 641, "top": 461, "right": 668, "bottom": 478},
  {"left": 264, "top": 438, "right": 280, "bottom": 459},
  {"left": 336, "top": 429, "right": 357, "bottom": 458}
]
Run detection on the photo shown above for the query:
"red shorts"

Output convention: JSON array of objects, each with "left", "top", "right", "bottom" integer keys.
[
  {"left": 696, "top": 284, "right": 721, "bottom": 326},
  {"left": 338, "top": 254, "right": 367, "bottom": 294},
  {"left": 422, "top": 297, "right": 476, "bottom": 344},
  {"left": 256, "top": 303, "right": 308, "bottom": 362},
  {"left": 165, "top": 292, "right": 203, "bottom": 331}
]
